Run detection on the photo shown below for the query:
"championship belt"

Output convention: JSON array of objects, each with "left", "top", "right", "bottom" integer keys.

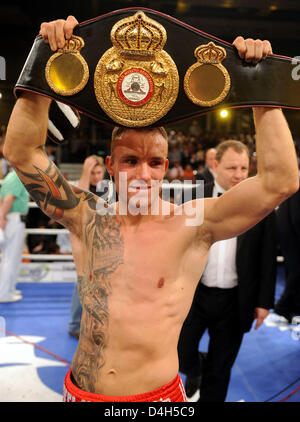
[{"left": 15, "top": 7, "right": 300, "bottom": 143}]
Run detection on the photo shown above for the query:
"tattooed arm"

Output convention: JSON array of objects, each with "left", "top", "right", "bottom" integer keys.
[{"left": 3, "top": 92, "right": 92, "bottom": 231}]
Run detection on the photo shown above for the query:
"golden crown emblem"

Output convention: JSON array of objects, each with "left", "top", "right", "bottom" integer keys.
[
  {"left": 110, "top": 11, "right": 167, "bottom": 57},
  {"left": 194, "top": 42, "right": 226, "bottom": 64},
  {"left": 94, "top": 11, "right": 179, "bottom": 127},
  {"left": 61, "top": 35, "right": 85, "bottom": 53}
]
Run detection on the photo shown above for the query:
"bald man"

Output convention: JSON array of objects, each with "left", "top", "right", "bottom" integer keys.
[{"left": 196, "top": 148, "right": 216, "bottom": 184}]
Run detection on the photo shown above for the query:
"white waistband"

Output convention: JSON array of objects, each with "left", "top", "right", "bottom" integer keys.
[{"left": 7, "top": 213, "right": 22, "bottom": 221}]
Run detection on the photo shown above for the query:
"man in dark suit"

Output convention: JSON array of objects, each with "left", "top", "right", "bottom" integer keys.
[
  {"left": 178, "top": 140, "right": 277, "bottom": 402},
  {"left": 195, "top": 148, "right": 216, "bottom": 184}
]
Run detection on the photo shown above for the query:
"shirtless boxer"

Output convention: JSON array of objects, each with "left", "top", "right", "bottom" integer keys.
[{"left": 3, "top": 16, "right": 299, "bottom": 402}]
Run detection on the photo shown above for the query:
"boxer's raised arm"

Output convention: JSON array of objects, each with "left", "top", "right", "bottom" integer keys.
[
  {"left": 200, "top": 37, "right": 299, "bottom": 243},
  {"left": 3, "top": 16, "right": 88, "bottom": 231},
  {"left": 3, "top": 92, "right": 90, "bottom": 232},
  {"left": 204, "top": 106, "right": 299, "bottom": 243}
]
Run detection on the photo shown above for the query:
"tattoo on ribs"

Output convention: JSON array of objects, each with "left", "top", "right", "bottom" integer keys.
[{"left": 74, "top": 213, "right": 124, "bottom": 391}]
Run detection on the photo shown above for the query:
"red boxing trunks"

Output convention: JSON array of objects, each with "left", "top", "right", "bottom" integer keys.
[{"left": 63, "top": 369, "right": 187, "bottom": 402}]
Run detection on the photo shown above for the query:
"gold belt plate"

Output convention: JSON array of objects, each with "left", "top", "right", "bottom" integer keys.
[
  {"left": 94, "top": 12, "right": 179, "bottom": 127},
  {"left": 45, "top": 36, "right": 89, "bottom": 96},
  {"left": 184, "top": 41, "right": 231, "bottom": 107}
]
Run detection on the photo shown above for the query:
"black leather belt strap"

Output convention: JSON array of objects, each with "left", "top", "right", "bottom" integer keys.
[{"left": 15, "top": 7, "right": 300, "bottom": 140}]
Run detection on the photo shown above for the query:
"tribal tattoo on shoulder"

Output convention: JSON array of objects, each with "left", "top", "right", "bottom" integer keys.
[{"left": 15, "top": 153, "right": 80, "bottom": 221}]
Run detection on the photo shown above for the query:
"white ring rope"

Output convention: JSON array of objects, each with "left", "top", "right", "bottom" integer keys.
[
  {"left": 25, "top": 228, "right": 69, "bottom": 235},
  {"left": 21, "top": 186, "right": 283, "bottom": 262},
  {"left": 22, "top": 228, "right": 284, "bottom": 262},
  {"left": 22, "top": 254, "right": 73, "bottom": 260}
]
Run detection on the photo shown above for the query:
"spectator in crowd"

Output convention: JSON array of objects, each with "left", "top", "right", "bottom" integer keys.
[
  {"left": 188, "top": 119, "right": 202, "bottom": 137},
  {"left": 178, "top": 140, "right": 277, "bottom": 402},
  {"left": 196, "top": 148, "right": 216, "bottom": 184},
  {"left": 189, "top": 151, "right": 201, "bottom": 170},
  {"left": 0, "top": 168, "right": 29, "bottom": 302},
  {"left": 168, "top": 129, "right": 178, "bottom": 147},
  {"left": 181, "top": 146, "right": 192, "bottom": 169},
  {"left": 166, "top": 160, "right": 184, "bottom": 182},
  {"left": 195, "top": 150, "right": 205, "bottom": 171},
  {"left": 168, "top": 145, "right": 182, "bottom": 167},
  {"left": 175, "top": 130, "right": 186, "bottom": 145},
  {"left": 76, "top": 154, "right": 106, "bottom": 193},
  {"left": 183, "top": 164, "right": 195, "bottom": 183},
  {"left": 28, "top": 218, "right": 59, "bottom": 256}
]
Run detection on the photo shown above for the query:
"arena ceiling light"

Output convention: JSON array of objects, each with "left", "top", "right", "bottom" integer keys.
[{"left": 219, "top": 109, "right": 229, "bottom": 118}]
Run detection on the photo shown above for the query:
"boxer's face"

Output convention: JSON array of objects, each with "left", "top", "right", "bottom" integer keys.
[
  {"left": 214, "top": 148, "right": 249, "bottom": 191},
  {"left": 106, "top": 129, "right": 169, "bottom": 209}
]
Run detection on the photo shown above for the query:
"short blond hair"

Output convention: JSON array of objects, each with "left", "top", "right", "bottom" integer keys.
[
  {"left": 88, "top": 155, "right": 105, "bottom": 169},
  {"left": 110, "top": 126, "right": 168, "bottom": 156}
]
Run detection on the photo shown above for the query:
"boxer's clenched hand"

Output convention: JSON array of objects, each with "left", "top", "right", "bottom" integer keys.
[
  {"left": 39, "top": 15, "right": 79, "bottom": 51},
  {"left": 233, "top": 36, "right": 273, "bottom": 63}
]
